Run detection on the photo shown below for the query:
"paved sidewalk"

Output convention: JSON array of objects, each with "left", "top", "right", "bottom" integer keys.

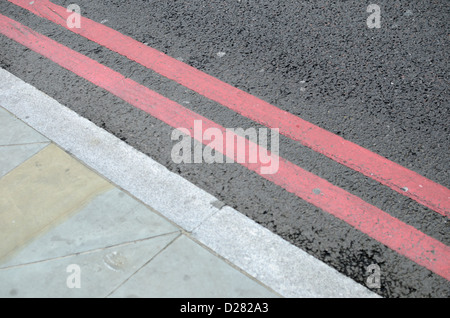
[
  {"left": 0, "top": 68, "right": 378, "bottom": 298},
  {"left": 0, "top": 105, "right": 280, "bottom": 298}
]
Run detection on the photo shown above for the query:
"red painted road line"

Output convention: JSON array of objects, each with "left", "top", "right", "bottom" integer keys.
[
  {"left": 7, "top": 0, "right": 450, "bottom": 218},
  {"left": 1, "top": 14, "right": 448, "bottom": 280}
]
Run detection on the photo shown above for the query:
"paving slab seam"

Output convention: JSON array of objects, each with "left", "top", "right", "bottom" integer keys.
[
  {"left": 0, "top": 68, "right": 379, "bottom": 298},
  {"left": 105, "top": 232, "right": 182, "bottom": 298},
  {"left": 0, "top": 231, "right": 182, "bottom": 271},
  {"left": 0, "top": 142, "right": 51, "bottom": 177},
  {"left": 0, "top": 141, "right": 50, "bottom": 147}
]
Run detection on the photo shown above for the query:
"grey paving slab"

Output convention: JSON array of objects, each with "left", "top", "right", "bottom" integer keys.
[
  {"left": 0, "top": 143, "right": 49, "bottom": 178},
  {"left": 0, "top": 106, "right": 48, "bottom": 146},
  {"left": 109, "top": 235, "right": 279, "bottom": 298},
  {"left": 1, "top": 187, "right": 180, "bottom": 268},
  {"left": 0, "top": 233, "right": 179, "bottom": 298}
]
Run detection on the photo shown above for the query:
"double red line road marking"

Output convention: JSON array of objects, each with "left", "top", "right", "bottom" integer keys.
[{"left": 1, "top": 0, "right": 449, "bottom": 280}]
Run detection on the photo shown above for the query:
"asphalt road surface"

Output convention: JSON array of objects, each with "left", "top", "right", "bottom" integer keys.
[{"left": 0, "top": 0, "right": 449, "bottom": 297}]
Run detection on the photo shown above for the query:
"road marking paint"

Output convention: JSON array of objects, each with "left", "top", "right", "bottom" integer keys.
[
  {"left": 1, "top": 15, "right": 448, "bottom": 280},
  {"left": 6, "top": 0, "right": 450, "bottom": 218}
]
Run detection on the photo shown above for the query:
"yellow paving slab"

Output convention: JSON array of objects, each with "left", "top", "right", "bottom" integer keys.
[{"left": 0, "top": 143, "right": 113, "bottom": 263}]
